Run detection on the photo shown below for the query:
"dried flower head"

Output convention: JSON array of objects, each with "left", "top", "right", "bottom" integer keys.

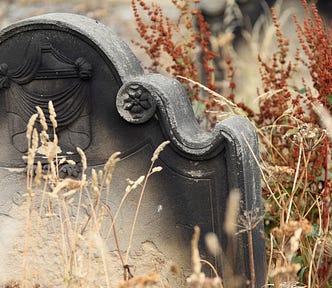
[
  {"left": 271, "top": 219, "right": 313, "bottom": 239},
  {"left": 76, "top": 147, "right": 87, "bottom": 172},
  {"left": 205, "top": 232, "right": 221, "bottom": 257},
  {"left": 104, "top": 152, "right": 121, "bottom": 186},
  {"left": 36, "top": 106, "right": 48, "bottom": 131},
  {"left": 224, "top": 189, "right": 240, "bottom": 235},
  {"left": 26, "top": 113, "right": 38, "bottom": 144},
  {"left": 151, "top": 140, "right": 170, "bottom": 162},
  {"left": 48, "top": 100, "right": 57, "bottom": 130},
  {"left": 34, "top": 161, "right": 42, "bottom": 187}
]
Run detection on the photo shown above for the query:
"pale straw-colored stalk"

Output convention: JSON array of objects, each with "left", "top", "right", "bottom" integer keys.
[{"left": 124, "top": 141, "right": 169, "bottom": 265}]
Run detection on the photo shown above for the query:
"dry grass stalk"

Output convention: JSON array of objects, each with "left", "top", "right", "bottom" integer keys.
[
  {"left": 217, "top": 2, "right": 331, "bottom": 286},
  {"left": 124, "top": 141, "right": 169, "bottom": 267},
  {"left": 19, "top": 102, "right": 169, "bottom": 287},
  {"left": 205, "top": 232, "right": 221, "bottom": 257},
  {"left": 191, "top": 226, "right": 201, "bottom": 276},
  {"left": 224, "top": 189, "right": 240, "bottom": 236},
  {"left": 48, "top": 100, "right": 57, "bottom": 130},
  {"left": 187, "top": 226, "right": 223, "bottom": 288}
]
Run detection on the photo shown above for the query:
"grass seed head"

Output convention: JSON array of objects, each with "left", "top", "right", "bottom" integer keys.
[
  {"left": 26, "top": 113, "right": 38, "bottom": 143},
  {"left": 36, "top": 106, "right": 48, "bottom": 131},
  {"left": 76, "top": 147, "right": 87, "bottom": 172},
  {"left": 224, "top": 189, "right": 241, "bottom": 235},
  {"left": 205, "top": 232, "right": 221, "bottom": 257},
  {"left": 48, "top": 100, "right": 57, "bottom": 129},
  {"left": 151, "top": 140, "right": 170, "bottom": 162},
  {"left": 34, "top": 161, "right": 42, "bottom": 187}
]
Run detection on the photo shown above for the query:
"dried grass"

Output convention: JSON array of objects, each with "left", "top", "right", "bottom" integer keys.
[
  {"left": 0, "top": 0, "right": 330, "bottom": 287},
  {"left": 14, "top": 102, "right": 170, "bottom": 287}
]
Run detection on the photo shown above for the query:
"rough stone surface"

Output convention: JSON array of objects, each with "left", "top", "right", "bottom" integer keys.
[{"left": 0, "top": 13, "right": 266, "bottom": 287}]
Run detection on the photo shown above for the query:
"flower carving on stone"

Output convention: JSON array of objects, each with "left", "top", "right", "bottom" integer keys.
[
  {"left": 123, "top": 84, "right": 153, "bottom": 118},
  {"left": 116, "top": 82, "right": 156, "bottom": 124}
]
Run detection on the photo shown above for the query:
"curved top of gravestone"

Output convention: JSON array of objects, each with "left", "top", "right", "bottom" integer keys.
[
  {"left": 0, "top": 12, "right": 257, "bottom": 164},
  {"left": 0, "top": 13, "right": 149, "bottom": 167},
  {"left": 0, "top": 13, "right": 143, "bottom": 82}
]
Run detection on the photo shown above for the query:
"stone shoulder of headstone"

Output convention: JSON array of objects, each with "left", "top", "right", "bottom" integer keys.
[{"left": 116, "top": 72, "right": 258, "bottom": 159}]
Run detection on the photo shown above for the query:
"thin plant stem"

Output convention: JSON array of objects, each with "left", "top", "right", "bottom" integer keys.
[
  {"left": 200, "top": 259, "right": 223, "bottom": 288},
  {"left": 286, "top": 139, "right": 303, "bottom": 223},
  {"left": 308, "top": 195, "right": 323, "bottom": 287},
  {"left": 57, "top": 199, "right": 69, "bottom": 283},
  {"left": 303, "top": 196, "right": 319, "bottom": 218},
  {"left": 308, "top": 231, "right": 319, "bottom": 288},
  {"left": 247, "top": 227, "right": 255, "bottom": 288},
  {"left": 85, "top": 187, "right": 111, "bottom": 288},
  {"left": 38, "top": 171, "right": 50, "bottom": 217},
  {"left": 266, "top": 233, "right": 274, "bottom": 286},
  {"left": 80, "top": 189, "right": 102, "bottom": 235},
  {"left": 103, "top": 203, "right": 125, "bottom": 269},
  {"left": 105, "top": 182, "right": 140, "bottom": 240},
  {"left": 322, "top": 137, "right": 329, "bottom": 230},
  {"left": 74, "top": 184, "right": 84, "bottom": 238},
  {"left": 123, "top": 141, "right": 169, "bottom": 266},
  {"left": 124, "top": 161, "right": 154, "bottom": 265},
  {"left": 297, "top": 149, "right": 312, "bottom": 202},
  {"left": 177, "top": 75, "right": 239, "bottom": 112}
]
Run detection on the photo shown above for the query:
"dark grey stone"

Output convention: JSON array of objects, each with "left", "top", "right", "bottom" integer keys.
[{"left": 0, "top": 13, "right": 266, "bottom": 287}]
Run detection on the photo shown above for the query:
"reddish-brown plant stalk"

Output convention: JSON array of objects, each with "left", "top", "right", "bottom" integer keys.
[
  {"left": 294, "top": 0, "right": 331, "bottom": 227},
  {"left": 131, "top": 0, "right": 222, "bottom": 122},
  {"left": 131, "top": 0, "right": 331, "bottom": 285},
  {"left": 293, "top": 0, "right": 332, "bottom": 279}
]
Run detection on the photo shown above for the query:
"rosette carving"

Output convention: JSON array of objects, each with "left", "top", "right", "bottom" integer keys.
[{"left": 116, "top": 83, "right": 156, "bottom": 124}]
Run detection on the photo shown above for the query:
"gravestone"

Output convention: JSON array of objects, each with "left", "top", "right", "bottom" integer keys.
[{"left": 0, "top": 13, "right": 266, "bottom": 287}]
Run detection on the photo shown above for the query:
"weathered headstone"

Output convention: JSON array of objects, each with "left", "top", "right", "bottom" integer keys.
[{"left": 0, "top": 13, "right": 266, "bottom": 287}]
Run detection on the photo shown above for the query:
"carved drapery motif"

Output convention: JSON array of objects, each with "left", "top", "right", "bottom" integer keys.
[
  {"left": 6, "top": 80, "right": 89, "bottom": 128},
  {"left": 0, "top": 41, "right": 93, "bottom": 154}
]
